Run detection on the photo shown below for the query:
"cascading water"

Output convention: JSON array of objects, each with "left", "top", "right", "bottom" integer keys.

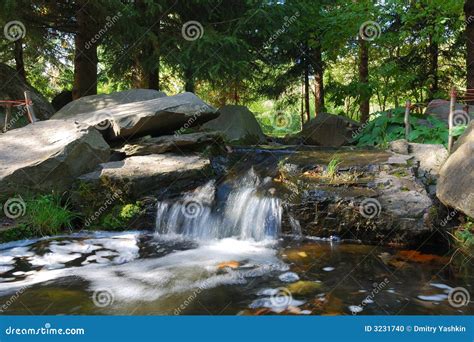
[{"left": 155, "top": 168, "right": 282, "bottom": 241}]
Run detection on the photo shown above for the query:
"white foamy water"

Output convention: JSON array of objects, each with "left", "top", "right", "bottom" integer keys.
[
  {"left": 0, "top": 169, "right": 291, "bottom": 307},
  {"left": 0, "top": 233, "right": 287, "bottom": 305},
  {"left": 155, "top": 168, "right": 282, "bottom": 241}
]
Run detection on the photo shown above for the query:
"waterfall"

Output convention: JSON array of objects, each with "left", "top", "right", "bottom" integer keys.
[
  {"left": 288, "top": 213, "right": 302, "bottom": 240},
  {"left": 155, "top": 169, "right": 282, "bottom": 241}
]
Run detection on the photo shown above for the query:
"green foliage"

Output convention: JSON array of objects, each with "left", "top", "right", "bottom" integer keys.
[
  {"left": 0, "top": 224, "right": 36, "bottom": 243},
  {"left": 454, "top": 219, "right": 474, "bottom": 250},
  {"left": 354, "top": 108, "right": 466, "bottom": 147},
  {"left": 23, "top": 194, "right": 77, "bottom": 236},
  {"left": 100, "top": 202, "right": 142, "bottom": 230},
  {"left": 325, "top": 157, "right": 342, "bottom": 179}
]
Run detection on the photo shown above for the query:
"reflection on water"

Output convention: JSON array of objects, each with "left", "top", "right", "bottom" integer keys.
[{"left": 0, "top": 232, "right": 472, "bottom": 315}]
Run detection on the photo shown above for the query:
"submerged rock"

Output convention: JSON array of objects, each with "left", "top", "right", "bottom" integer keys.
[
  {"left": 201, "top": 105, "right": 266, "bottom": 144},
  {"left": 287, "top": 281, "right": 321, "bottom": 296},
  {"left": 0, "top": 120, "right": 110, "bottom": 194}
]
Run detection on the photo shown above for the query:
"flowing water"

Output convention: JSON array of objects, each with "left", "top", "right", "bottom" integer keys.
[{"left": 0, "top": 165, "right": 472, "bottom": 315}]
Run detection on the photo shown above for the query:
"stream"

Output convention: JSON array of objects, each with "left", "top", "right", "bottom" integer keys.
[{"left": 0, "top": 155, "right": 472, "bottom": 315}]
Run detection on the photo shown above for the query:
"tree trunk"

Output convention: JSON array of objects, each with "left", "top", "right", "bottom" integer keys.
[
  {"left": 465, "top": 0, "right": 474, "bottom": 104},
  {"left": 14, "top": 38, "right": 26, "bottom": 82},
  {"left": 301, "top": 79, "right": 305, "bottom": 126},
  {"left": 313, "top": 43, "right": 324, "bottom": 116},
  {"left": 72, "top": 1, "right": 98, "bottom": 100},
  {"left": 304, "top": 60, "right": 310, "bottom": 122},
  {"left": 184, "top": 68, "right": 195, "bottom": 93},
  {"left": 427, "top": 34, "right": 439, "bottom": 101},
  {"left": 147, "top": 69, "right": 159, "bottom": 90},
  {"left": 358, "top": 37, "right": 370, "bottom": 123}
]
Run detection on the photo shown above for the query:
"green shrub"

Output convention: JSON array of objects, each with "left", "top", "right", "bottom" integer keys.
[
  {"left": 24, "top": 194, "right": 77, "bottom": 236},
  {"left": 0, "top": 224, "right": 36, "bottom": 243},
  {"left": 454, "top": 220, "right": 474, "bottom": 250},
  {"left": 100, "top": 202, "right": 143, "bottom": 230},
  {"left": 354, "top": 108, "right": 467, "bottom": 147},
  {"left": 325, "top": 157, "right": 342, "bottom": 179}
]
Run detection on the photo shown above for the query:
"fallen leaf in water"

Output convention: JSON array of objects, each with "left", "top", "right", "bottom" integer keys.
[
  {"left": 254, "top": 308, "right": 271, "bottom": 315},
  {"left": 388, "top": 259, "right": 408, "bottom": 269},
  {"left": 396, "top": 250, "right": 448, "bottom": 264},
  {"left": 286, "top": 306, "right": 302, "bottom": 314},
  {"left": 217, "top": 261, "right": 240, "bottom": 269}
]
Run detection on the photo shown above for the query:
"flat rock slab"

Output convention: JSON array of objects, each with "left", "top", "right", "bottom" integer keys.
[
  {"left": 51, "top": 89, "right": 167, "bottom": 119},
  {"left": 56, "top": 92, "right": 218, "bottom": 141},
  {"left": 388, "top": 139, "right": 448, "bottom": 177},
  {"left": 120, "top": 132, "right": 223, "bottom": 157},
  {"left": 78, "top": 154, "right": 212, "bottom": 198},
  {"left": 0, "top": 120, "right": 110, "bottom": 194}
]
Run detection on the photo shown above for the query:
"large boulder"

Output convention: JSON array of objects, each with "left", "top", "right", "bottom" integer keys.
[
  {"left": 437, "top": 121, "right": 474, "bottom": 217},
  {"left": 0, "top": 120, "right": 110, "bottom": 195},
  {"left": 424, "top": 99, "right": 474, "bottom": 125},
  {"left": 0, "top": 63, "right": 54, "bottom": 123},
  {"left": 201, "top": 105, "right": 266, "bottom": 144},
  {"left": 53, "top": 92, "right": 218, "bottom": 141},
  {"left": 51, "top": 89, "right": 167, "bottom": 119},
  {"left": 301, "top": 113, "right": 359, "bottom": 147}
]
